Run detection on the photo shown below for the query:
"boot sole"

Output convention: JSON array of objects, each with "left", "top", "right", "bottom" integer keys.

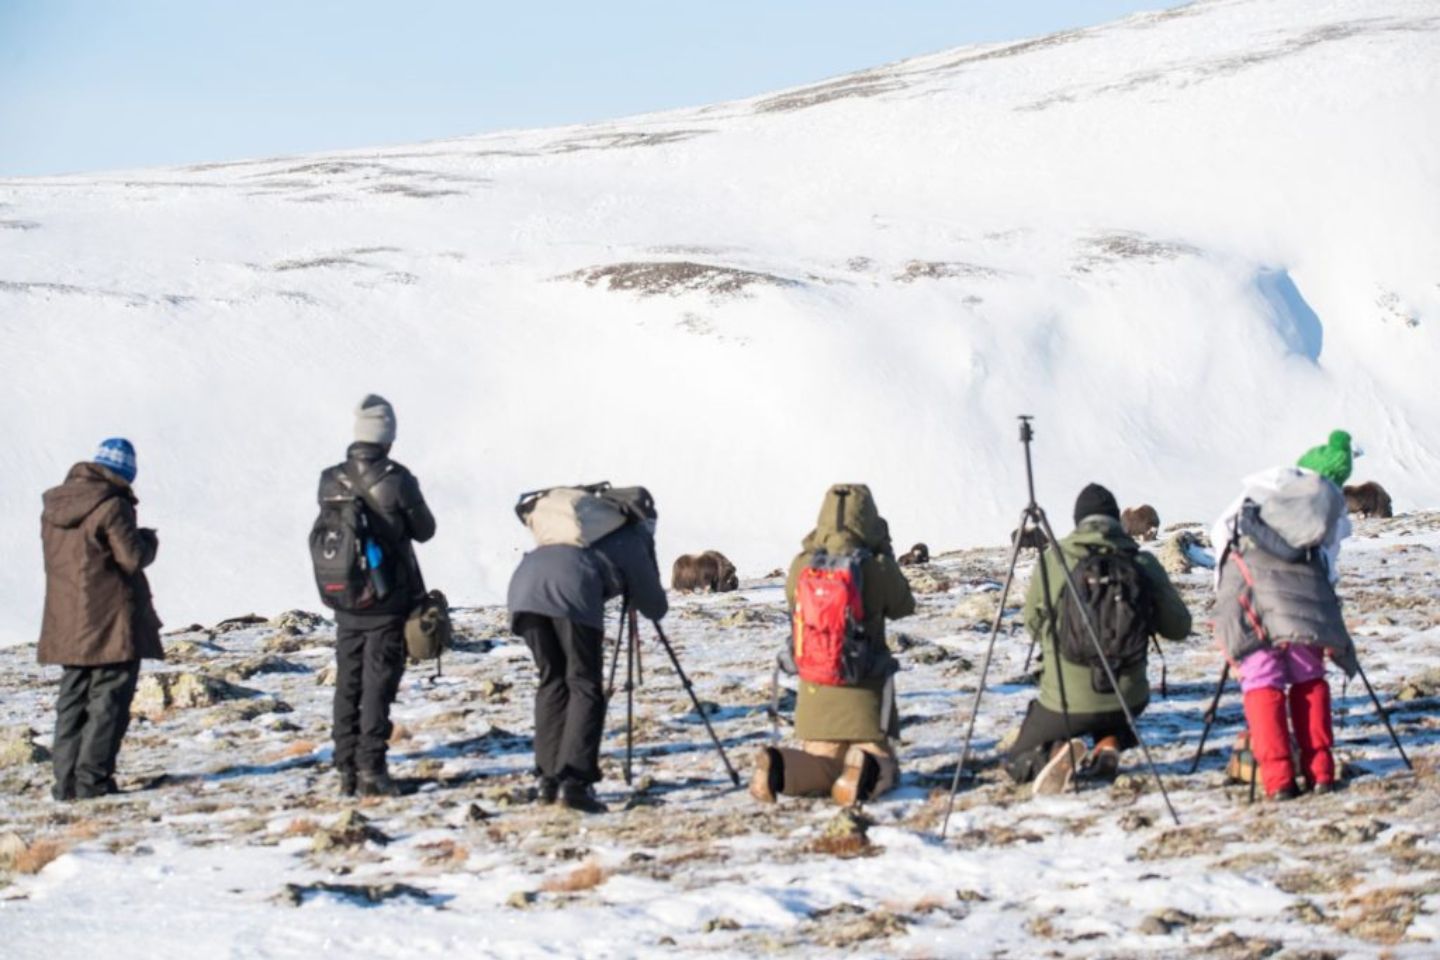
[{"left": 1032, "top": 738, "right": 1086, "bottom": 797}]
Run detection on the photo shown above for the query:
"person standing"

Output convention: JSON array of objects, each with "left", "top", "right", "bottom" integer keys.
[
  {"left": 39, "top": 438, "right": 163, "bottom": 801},
  {"left": 507, "top": 492, "right": 668, "bottom": 813},
  {"left": 318, "top": 395, "right": 435, "bottom": 797}
]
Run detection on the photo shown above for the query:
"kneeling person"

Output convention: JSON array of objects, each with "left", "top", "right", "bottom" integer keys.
[
  {"left": 1006, "top": 484, "right": 1191, "bottom": 795},
  {"left": 752, "top": 484, "right": 916, "bottom": 806}
]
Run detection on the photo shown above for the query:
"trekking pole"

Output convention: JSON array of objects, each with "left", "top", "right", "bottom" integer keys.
[
  {"left": 1338, "top": 675, "right": 1349, "bottom": 730},
  {"left": 648, "top": 619, "right": 742, "bottom": 787},
  {"left": 940, "top": 505, "right": 1033, "bottom": 838},
  {"left": 1034, "top": 506, "right": 1182, "bottom": 825},
  {"left": 1353, "top": 659, "right": 1413, "bottom": 771},
  {"left": 1188, "top": 662, "right": 1231, "bottom": 774}
]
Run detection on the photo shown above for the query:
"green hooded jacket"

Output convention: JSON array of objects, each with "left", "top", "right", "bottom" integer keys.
[
  {"left": 1296, "top": 430, "right": 1353, "bottom": 486},
  {"left": 1023, "top": 515, "right": 1192, "bottom": 715},
  {"left": 785, "top": 484, "right": 916, "bottom": 742}
]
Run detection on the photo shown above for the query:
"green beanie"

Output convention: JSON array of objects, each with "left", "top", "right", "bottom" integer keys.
[{"left": 1297, "top": 429, "right": 1353, "bottom": 486}]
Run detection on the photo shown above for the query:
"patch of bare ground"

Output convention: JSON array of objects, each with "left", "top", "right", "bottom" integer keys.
[
  {"left": 754, "top": 74, "right": 906, "bottom": 113},
  {"left": 1074, "top": 232, "right": 1200, "bottom": 272},
  {"left": 894, "top": 260, "right": 1001, "bottom": 283},
  {"left": 562, "top": 261, "right": 797, "bottom": 298},
  {"left": 545, "top": 130, "right": 711, "bottom": 153}
]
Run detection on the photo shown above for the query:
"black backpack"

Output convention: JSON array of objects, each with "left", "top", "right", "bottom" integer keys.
[
  {"left": 1057, "top": 546, "right": 1156, "bottom": 687},
  {"left": 309, "top": 463, "right": 396, "bottom": 612}
]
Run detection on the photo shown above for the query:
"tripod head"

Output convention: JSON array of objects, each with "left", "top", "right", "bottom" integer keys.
[{"left": 1018, "top": 415, "right": 1035, "bottom": 445}]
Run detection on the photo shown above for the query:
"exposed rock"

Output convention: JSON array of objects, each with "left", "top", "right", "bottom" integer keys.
[
  {"left": 311, "top": 809, "right": 389, "bottom": 852},
  {"left": 315, "top": 664, "right": 338, "bottom": 687},
  {"left": 506, "top": 890, "right": 538, "bottom": 910},
  {"left": 950, "top": 591, "right": 1001, "bottom": 625},
  {"left": 131, "top": 673, "right": 249, "bottom": 720},
  {"left": 269, "top": 610, "right": 328, "bottom": 633},
  {"left": 702, "top": 917, "right": 741, "bottom": 933},
  {"left": 1137, "top": 908, "right": 1198, "bottom": 935},
  {"left": 276, "top": 880, "right": 430, "bottom": 907},
  {"left": 1396, "top": 667, "right": 1440, "bottom": 701},
  {"left": 903, "top": 566, "right": 952, "bottom": 595},
  {"left": 214, "top": 614, "right": 268, "bottom": 634},
  {"left": 201, "top": 696, "right": 294, "bottom": 728},
  {"left": 0, "top": 831, "right": 28, "bottom": 868},
  {"left": 0, "top": 726, "right": 50, "bottom": 768},
  {"left": 476, "top": 678, "right": 512, "bottom": 701},
  {"left": 1158, "top": 532, "right": 1197, "bottom": 575}
]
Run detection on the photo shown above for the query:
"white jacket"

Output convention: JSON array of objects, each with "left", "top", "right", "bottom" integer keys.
[{"left": 1210, "top": 465, "right": 1351, "bottom": 586}]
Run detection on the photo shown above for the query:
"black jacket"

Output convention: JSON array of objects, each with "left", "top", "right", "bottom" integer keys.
[
  {"left": 507, "top": 523, "right": 668, "bottom": 632},
  {"left": 318, "top": 442, "right": 436, "bottom": 621}
]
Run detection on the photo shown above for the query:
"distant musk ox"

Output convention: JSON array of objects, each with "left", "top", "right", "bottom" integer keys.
[
  {"left": 1011, "top": 526, "right": 1049, "bottom": 551},
  {"left": 1343, "top": 481, "right": 1393, "bottom": 519},
  {"left": 1122, "top": 505, "right": 1161, "bottom": 541},
  {"left": 898, "top": 543, "right": 930, "bottom": 566},
  {"left": 671, "top": 551, "right": 740, "bottom": 593}
]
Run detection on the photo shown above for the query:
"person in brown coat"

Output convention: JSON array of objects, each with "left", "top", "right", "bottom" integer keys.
[{"left": 38, "top": 439, "right": 164, "bottom": 801}]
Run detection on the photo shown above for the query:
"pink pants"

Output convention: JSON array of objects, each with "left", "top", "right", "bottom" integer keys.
[{"left": 1237, "top": 644, "right": 1326, "bottom": 693}]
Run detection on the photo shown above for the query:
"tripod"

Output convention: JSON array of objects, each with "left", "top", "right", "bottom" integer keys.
[
  {"left": 940, "top": 416, "right": 1180, "bottom": 837},
  {"left": 1188, "top": 656, "right": 1412, "bottom": 781},
  {"left": 604, "top": 599, "right": 742, "bottom": 789}
]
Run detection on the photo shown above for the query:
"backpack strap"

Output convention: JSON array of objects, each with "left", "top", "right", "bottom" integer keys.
[{"left": 340, "top": 460, "right": 395, "bottom": 516}]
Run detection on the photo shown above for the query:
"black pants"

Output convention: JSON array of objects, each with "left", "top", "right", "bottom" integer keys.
[
  {"left": 333, "top": 615, "right": 407, "bottom": 774},
  {"left": 53, "top": 661, "right": 141, "bottom": 797},
  {"left": 1005, "top": 698, "right": 1145, "bottom": 783},
  {"left": 516, "top": 613, "right": 605, "bottom": 784}
]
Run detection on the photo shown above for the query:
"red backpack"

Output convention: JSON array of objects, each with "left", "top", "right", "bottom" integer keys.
[{"left": 791, "top": 551, "right": 869, "bottom": 686}]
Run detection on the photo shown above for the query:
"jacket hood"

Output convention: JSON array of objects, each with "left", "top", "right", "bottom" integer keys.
[
  {"left": 1064, "top": 515, "right": 1139, "bottom": 554},
  {"left": 42, "top": 462, "right": 132, "bottom": 529},
  {"left": 801, "top": 484, "right": 892, "bottom": 554}
]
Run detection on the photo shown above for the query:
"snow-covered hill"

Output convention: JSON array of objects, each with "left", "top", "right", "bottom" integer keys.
[{"left": 2, "top": 0, "right": 1437, "bottom": 641}]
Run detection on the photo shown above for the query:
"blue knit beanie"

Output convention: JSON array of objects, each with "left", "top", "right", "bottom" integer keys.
[{"left": 94, "top": 438, "right": 137, "bottom": 484}]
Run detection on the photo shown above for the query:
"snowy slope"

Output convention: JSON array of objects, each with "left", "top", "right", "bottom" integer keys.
[{"left": 2, "top": 0, "right": 1438, "bottom": 641}]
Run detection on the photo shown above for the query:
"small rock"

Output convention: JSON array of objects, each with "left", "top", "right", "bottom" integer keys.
[
  {"left": 311, "top": 809, "right": 390, "bottom": 852},
  {"left": 507, "top": 890, "right": 538, "bottom": 910},
  {"left": 0, "top": 726, "right": 50, "bottom": 768},
  {"left": 1119, "top": 810, "right": 1155, "bottom": 832},
  {"left": 201, "top": 696, "right": 294, "bottom": 728},
  {"left": 702, "top": 917, "right": 740, "bottom": 933},
  {"left": 315, "top": 664, "right": 338, "bottom": 687},
  {"left": 214, "top": 614, "right": 268, "bottom": 634},
  {"left": 0, "top": 832, "right": 28, "bottom": 868},
  {"left": 1138, "top": 908, "right": 1196, "bottom": 935},
  {"left": 477, "top": 679, "right": 512, "bottom": 701},
  {"left": 269, "top": 610, "right": 328, "bottom": 633},
  {"left": 950, "top": 591, "right": 1001, "bottom": 625},
  {"left": 903, "top": 567, "right": 952, "bottom": 595}
]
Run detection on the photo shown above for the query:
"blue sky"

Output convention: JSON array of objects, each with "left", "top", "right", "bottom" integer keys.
[{"left": 0, "top": 1, "right": 1186, "bottom": 176}]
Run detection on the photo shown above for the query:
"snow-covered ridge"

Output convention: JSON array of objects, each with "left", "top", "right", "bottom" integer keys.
[{"left": 1, "top": 0, "right": 1437, "bottom": 640}]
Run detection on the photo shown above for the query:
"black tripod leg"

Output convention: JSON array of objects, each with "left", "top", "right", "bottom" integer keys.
[
  {"left": 1152, "top": 638, "right": 1168, "bottom": 699},
  {"left": 1030, "top": 517, "right": 1083, "bottom": 794},
  {"left": 941, "top": 507, "right": 1032, "bottom": 839},
  {"left": 624, "top": 610, "right": 636, "bottom": 785},
  {"left": 1188, "top": 662, "right": 1231, "bottom": 775},
  {"left": 1034, "top": 507, "right": 1181, "bottom": 824},
  {"left": 1355, "top": 661, "right": 1413, "bottom": 771},
  {"left": 605, "top": 599, "right": 628, "bottom": 701},
  {"left": 1248, "top": 747, "right": 1258, "bottom": 803},
  {"left": 650, "top": 620, "right": 741, "bottom": 787}
]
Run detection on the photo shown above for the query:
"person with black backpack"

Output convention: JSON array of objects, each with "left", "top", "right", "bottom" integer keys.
[
  {"left": 1006, "top": 483, "right": 1191, "bottom": 795},
  {"left": 507, "top": 484, "right": 668, "bottom": 814},
  {"left": 751, "top": 484, "right": 916, "bottom": 807},
  {"left": 312, "top": 395, "right": 435, "bottom": 797}
]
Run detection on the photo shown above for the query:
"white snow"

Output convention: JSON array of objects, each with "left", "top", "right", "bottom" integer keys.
[{"left": 1, "top": 0, "right": 1437, "bottom": 641}]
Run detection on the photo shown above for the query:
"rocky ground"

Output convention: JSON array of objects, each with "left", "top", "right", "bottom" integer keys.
[{"left": 1, "top": 516, "right": 1438, "bottom": 959}]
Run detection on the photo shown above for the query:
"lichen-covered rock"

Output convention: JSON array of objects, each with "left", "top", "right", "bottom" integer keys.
[
  {"left": 269, "top": 610, "right": 328, "bottom": 633},
  {"left": 950, "top": 591, "right": 1001, "bottom": 625},
  {"left": 311, "top": 809, "right": 389, "bottom": 852},
  {"left": 131, "top": 672, "right": 245, "bottom": 720},
  {"left": 903, "top": 567, "right": 952, "bottom": 595},
  {"left": 0, "top": 726, "right": 50, "bottom": 768},
  {"left": 200, "top": 696, "right": 294, "bottom": 728},
  {"left": 1158, "top": 533, "right": 1196, "bottom": 575},
  {"left": 0, "top": 832, "right": 29, "bottom": 868}
]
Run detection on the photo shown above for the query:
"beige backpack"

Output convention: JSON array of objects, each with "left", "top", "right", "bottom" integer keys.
[{"left": 518, "top": 486, "right": 631, "bottom": 547}]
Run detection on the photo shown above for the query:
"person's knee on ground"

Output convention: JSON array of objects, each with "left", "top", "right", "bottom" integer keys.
[{"left": 831, "top": 741, "right": 898, "bottom": 805}]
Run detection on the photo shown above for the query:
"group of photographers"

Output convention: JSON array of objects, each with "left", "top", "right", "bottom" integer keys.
[{"left": 37, "top": 401, "right": 1360, "bottom": 812}]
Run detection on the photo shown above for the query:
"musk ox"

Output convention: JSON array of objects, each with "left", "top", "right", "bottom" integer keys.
[
  {"left": 898, "top": 542, "right": 930, "bottom": 566},
  {"left": 1343, "top": 481, "right": 1393, "bottom": 519},
  {"left": 1122, "top": 505, "right": 1161, "bottom": 541},
  {"left": 1011, "top": 525, "right": 1049, "bottom": 551},
  {"left": 671, "top": 551, "right": 740, "bottom": 593}
]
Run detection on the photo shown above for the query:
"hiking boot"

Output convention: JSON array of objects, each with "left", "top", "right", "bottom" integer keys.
[
  {"left": 559, "top": 780, "right": 609, "bottom": 814},
  {"left": 1032, "top": 739, "right": 1086, "bottom": 797},
  {"left": 52, "top": 780, "right": 76, "bottom": 803},
  {"left": 1084, "top": 736, "right": 1122, "bottom": 781},
  {"left": 1311, "top": 781, "right": 1337, "bottom": 796},
  {"left": 75, "top": 777, "right": 119, "bottom": 800},
  {"left": 357, "top": 768, "right": 402, "bottom": 798},
  {"left": 338, "top": 769, "right": 357, "bottom": 798},
  {"left": 749, "top": 748, "right": 784, "bottom": 804},
  {"left": 831, "top": 746, "right": 881, "bottom": 807},
  {"left": 1268, "top": 782, "right": 1300, "bottom": 802},
  {"left": 535, "top": 776, "right": 560, "bottom": 806}
]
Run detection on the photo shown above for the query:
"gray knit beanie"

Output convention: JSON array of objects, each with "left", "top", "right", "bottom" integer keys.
[{"left": 354, "top": 394, "right": 397, "bottom": 445}]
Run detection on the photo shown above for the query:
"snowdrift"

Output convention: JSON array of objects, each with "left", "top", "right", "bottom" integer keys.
[{"left": 1, "top": 0, "right": 1437, "bottom": 642}]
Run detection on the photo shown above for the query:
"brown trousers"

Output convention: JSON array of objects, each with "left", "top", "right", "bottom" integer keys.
[{"left": 774, "top": 739, "right": 899, "bottom": 798}]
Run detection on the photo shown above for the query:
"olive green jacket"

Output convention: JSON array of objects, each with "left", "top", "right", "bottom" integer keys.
[
  {"left": 785, "top": 485, "right": 916, "bottom": 742},
  {"left": 1023, "top": 515, "right": 1192, "bottom": 715}
]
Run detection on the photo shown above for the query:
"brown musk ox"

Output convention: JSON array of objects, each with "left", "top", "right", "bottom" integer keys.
[
  {"left": 1122, "top": 505, "right": 1161, "bottom": 541},
  {"left": 1343, "top": 481, "right": 1393, "bottom": 519},
  {"left": 671, "top": 551, "right": 740, "bottom": 593}
]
